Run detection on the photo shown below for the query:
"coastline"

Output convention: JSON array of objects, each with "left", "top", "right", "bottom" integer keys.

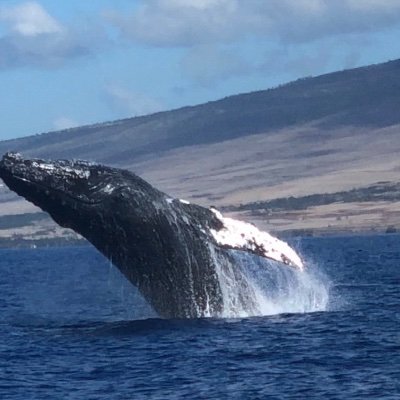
[{"left": 0, "top": 225, "right": 396, "bottom": 250}]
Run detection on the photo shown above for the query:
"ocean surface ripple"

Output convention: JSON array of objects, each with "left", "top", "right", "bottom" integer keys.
[{"left": 0, "top": 234, "right": 399, "bottom": 399}]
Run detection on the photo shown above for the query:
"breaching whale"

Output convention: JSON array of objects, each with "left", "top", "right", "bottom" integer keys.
[{"left": 0, "top": 152, "right": 303, "bottom": 318}]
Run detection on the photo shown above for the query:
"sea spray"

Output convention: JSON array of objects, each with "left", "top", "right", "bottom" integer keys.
[
  {"left": 107, "top": 243, "right": 330, "bottom": 319},
  {"left": 212, "top": 249, "right": 330, "bottom": 318}
]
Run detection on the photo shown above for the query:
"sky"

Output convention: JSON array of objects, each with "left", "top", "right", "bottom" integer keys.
[{"left": 0, "top": 0, "right": 399, "bottom": 140}]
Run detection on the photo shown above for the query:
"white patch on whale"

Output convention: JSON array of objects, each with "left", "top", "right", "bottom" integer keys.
[
  {"left": 31, "top": 161, "right": 56, "bottom": 172},
  {"left": 33, "top": 161, "right": 91, "bottom": 179},
  {"left": 209, "top": 208, "right": 304, "bottom": 270},
  {"left": 102, "top": 183, "right": 115, "bottom": 194},
  {"left": 63, "top": 167, "right": 91, "bottom": 179}
]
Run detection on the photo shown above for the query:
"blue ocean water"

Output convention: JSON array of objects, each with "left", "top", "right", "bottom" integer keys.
[{"left": 0, "top": 234, "right": 399, "bottom": 399}]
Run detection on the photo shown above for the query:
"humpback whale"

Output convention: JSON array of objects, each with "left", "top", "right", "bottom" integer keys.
[{"left": 0, "top": 152, "right": 303, "bottom": 318}]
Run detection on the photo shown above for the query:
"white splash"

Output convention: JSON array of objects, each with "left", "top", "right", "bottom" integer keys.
[
  {"left": 209, "top": 248, "right": 329, "bottom": 318},
  {"left": 210, "top": 208, "right": 303, "bottom": 270}
]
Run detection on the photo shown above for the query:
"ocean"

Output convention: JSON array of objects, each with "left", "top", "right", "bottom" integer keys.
[{"left": 0, "top": 234, "right": 398, "bottom": 399}]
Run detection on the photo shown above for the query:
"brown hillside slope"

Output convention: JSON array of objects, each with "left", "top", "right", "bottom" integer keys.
[{"left": 0, "top": 59, "right": 400, "bottom": 243}]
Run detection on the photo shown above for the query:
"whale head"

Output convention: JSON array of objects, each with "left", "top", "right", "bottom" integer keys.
[
  {"left": 0, "top": 152, "right": 174, "bottom": 284},
  {"left": 0, "top": 152, "right": 164, "bottom": 237}
]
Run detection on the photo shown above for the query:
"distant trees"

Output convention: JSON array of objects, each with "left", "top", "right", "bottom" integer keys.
[{"left": 225, "top": 182, "right": 400, "bottom": 213}]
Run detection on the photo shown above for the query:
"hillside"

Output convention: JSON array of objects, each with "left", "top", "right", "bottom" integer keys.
[
  {"left": 0, "top": 58, "right": 400, "bottom": 244},
  {"left": 1, "top": 59, "right": 400, "bottom": 163}
]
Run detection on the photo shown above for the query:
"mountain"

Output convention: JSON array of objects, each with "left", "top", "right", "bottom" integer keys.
[
  {"left": 2, "top": 59, "right": 400, "bottom": 164},
  {"left": 1, "top": 58, "right": 400, "bottom": 243}
]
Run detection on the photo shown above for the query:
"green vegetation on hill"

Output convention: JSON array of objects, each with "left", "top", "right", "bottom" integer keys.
[
  {"left": 225, "top": 182, "right": 400, "bottom": 213},
  {"left": 0, "top": 212, "right": 49, "bottom": 229}
]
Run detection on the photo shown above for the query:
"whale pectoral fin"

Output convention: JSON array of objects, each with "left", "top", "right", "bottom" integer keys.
[{"left": 209, "top": 209, "right": 304, "bottom": 270}]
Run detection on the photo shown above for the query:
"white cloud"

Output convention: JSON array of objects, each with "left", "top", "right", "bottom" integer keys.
[
  {"left": 53, "top": 116, "right": 79, "bottom": 131},
  {"left": 104, "top": 0, "right": 400, "bottom": 85},
  {"left": 0, "top": 2, "right": 105, "bottom": 69},
  {"left": 0, "top": 2, "right": 63, "bottom": 37},
  {"left": 105, "top": 0, "right": 239, "bottom": 47},
  {"left": 107, "top": 0, "right": 400, "bottom": 47},
  {"left": 104, "top": 84, "right": 164, "bottom": 117}
]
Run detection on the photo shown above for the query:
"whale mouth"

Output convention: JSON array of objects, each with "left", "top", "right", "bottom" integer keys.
[{"left": 13, "top": 175, "right": 105, "bottom": 205}]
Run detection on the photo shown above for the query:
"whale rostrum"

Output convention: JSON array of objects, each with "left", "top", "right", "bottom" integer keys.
[{"left": 0, "top": 152, "right": 303, "bottom": 318}]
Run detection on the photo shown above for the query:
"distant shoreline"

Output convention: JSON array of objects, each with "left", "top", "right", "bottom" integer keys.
[{"left": 0, "top": 227, "right": 397, "bottom": 250}]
